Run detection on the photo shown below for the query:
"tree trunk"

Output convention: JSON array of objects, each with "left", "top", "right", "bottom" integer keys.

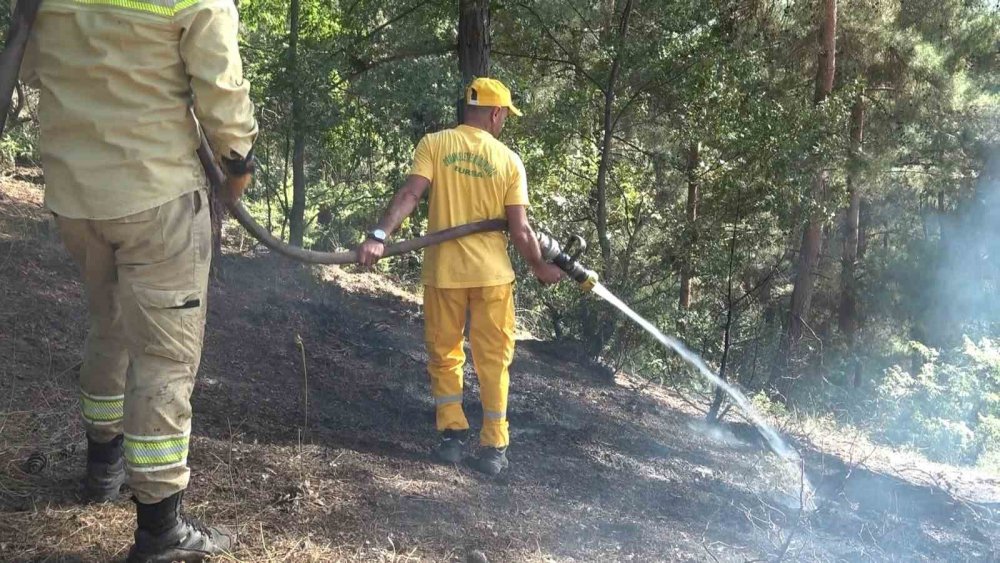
[
  {"left": 858, "top": 199, "right": 869, "bottom": 260},
  {"left": 210, "top": 191, "right": 224, "bottom": 262},
  {"left": 456, "top": 0, "right": 490, "bottom": 122},
  {"left": 786, "top": 187, "right": 824, "bottom": 338},
  {"left": 289, "top": 132, "right": 306, "bottom": 247},
  {"left": 813, "top": 0, "right": 837, "bottom": 106},
  {"left": 772, "top": 0, "right": 837, "bottom": 400},
  {"left": 652, "top": 152, "right": 671, "bottom": 206},
  {"left": 582, "top": 0, "right": 633, "bottom": 358},
  {"left": 595, "top": 0, "right": 634, "bottom": 282},
  {"left": 707, "top": 192, "right": 742, "bottom": 422},
  {"left": 679, "top": 141, "right": 700, "bottom": 311},
  {"left": 855, "top": 200, "right": 870, "bottom": 382},
  {"left": 264, "top": 142, "right": 273, "bottom": 233},
  {"left": 458, "top": 0, "right": 490, "bottom": 84},
  {"left": 287, "top": 0, "right": 306, "bottom": 248},
  {"left": 838, "top": 97, "right": 864, "bottom": 338}
]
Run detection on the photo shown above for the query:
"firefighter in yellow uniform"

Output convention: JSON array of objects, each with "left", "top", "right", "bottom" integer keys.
[
  {"left": 20, "top": 0, "right": 257, "bottom": 560},
  {"left": 358, "top": 78, "right": 563, "bottom": 475}
]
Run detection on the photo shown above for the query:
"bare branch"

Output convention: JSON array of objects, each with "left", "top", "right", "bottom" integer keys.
[
  {"left": 493, "top": 49, "right": 578, "bottom": 67},
  {"left": 341, "top": 41, "right": 455, "bottom": 83},
  {"left": 515, "top": 1, "right": 607, "bottom": 92}
]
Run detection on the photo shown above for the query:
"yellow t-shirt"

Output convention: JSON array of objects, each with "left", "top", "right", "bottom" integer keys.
[{"left": 410, "top": 124, "right": 529, "bottom": 289}]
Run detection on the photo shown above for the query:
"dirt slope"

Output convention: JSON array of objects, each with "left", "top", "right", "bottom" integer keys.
[{"left": 1, "top": 173, "right": 998, "bottom": 562}]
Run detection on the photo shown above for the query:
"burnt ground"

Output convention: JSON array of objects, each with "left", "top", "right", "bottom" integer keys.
[{"left": 1, "top": 171, "right": 998, "bottom": 562}]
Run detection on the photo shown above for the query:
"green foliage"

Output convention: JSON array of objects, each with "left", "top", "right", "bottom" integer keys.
[
  {"left": 0, "top": 125, "right": 36, "bottom": 168},
  {"left": 874, "top": 338, "right": 1000, "bottom": 465},
  {"left": 0, "top": 86, "right": 39, "bottom": 168}
]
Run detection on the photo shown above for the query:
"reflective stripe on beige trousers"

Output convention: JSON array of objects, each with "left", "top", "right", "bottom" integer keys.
[{"left": 56, "top": 189, "right": 211, "bottom": 504}]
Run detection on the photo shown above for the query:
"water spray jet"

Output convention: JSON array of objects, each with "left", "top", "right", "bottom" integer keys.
[{"left": 538, "top": 231, "right": 815, "bottom": 509}]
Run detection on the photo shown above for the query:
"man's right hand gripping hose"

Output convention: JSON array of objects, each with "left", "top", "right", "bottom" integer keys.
[{"left": 219, "top": 149, "right": 256, "bottom": 204}]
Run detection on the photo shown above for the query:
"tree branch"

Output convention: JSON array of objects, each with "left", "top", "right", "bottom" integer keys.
[
  {"left": 342, "top": 41, "right": 455, "bottom": 83},
  {"left": 492, "top": 49, "right": 578, "bottom": 67},
  {"left": 515, "top": 1, "right": 606, "bottom": 92}
]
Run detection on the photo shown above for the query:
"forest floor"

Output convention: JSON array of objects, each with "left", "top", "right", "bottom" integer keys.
[{"left": 1, "top": 170, "right": 999, "bottom": 562}]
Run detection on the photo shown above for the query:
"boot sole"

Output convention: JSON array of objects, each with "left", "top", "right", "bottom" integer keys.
[
  {"left": 128, "top": 521, "right": 234, "bottom": 563},
  {"left": 126, "top": 548, "right": 227, "bottom": 563}
]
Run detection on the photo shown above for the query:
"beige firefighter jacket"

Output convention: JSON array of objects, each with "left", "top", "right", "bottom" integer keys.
[{"left": 19, "top": 0, "right": 258, "bottom": 219}]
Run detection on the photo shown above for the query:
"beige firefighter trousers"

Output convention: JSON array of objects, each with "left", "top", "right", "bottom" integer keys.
[{"left": 56, "top": 189, "right": 211, "bottom": 504}]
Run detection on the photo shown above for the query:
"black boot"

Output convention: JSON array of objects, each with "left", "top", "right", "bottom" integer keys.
[
  {"left": 434, "top": 429, "right": 469, "bottom": 464},
  {"left": 127, "top": 491, "right": 233, "bottom": 563},
  {"left": 85, "top": 435, "right": 126, "bottom": 503},
  {"left": 474, "top": 446, "right": 509, "bottom": 476}
]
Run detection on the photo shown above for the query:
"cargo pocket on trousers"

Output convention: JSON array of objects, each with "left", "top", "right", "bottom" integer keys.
[{"left": 132, "top": 285, "right": 202, "bottom": 364}]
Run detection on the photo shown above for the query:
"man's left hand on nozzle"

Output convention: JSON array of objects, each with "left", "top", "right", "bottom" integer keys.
[{"left": 532, "top": 261, "right": 564, "bottom": 285}]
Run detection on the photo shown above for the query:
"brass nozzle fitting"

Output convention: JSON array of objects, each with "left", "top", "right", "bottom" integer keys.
[{"left": 578, "top": 269, "right": 599, "bottom": 292}]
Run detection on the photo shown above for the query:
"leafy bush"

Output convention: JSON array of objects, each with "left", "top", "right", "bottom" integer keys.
[
  {"left": 0, "top": 123, "right": 37, "bottom": 168},
  {"left": 874, "top": 337, "right": 1000, "bottom": 466}
]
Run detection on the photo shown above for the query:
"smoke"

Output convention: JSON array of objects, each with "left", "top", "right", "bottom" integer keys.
[{"left": 929, "top": 148, "right": 1000, "bottom": 345}]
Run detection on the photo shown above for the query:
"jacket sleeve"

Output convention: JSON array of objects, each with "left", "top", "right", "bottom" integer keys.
[{"left": 178, "top": 1, "right": 258, "bottom": 160}]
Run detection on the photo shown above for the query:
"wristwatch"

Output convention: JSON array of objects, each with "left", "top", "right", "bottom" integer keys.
[{"left": 367, "top": 228, "right": 387, "bottom": 244}]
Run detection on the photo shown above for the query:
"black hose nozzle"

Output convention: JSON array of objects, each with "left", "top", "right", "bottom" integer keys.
[{"left": 536, "top": 232, "right": 599, "bottom": 291}]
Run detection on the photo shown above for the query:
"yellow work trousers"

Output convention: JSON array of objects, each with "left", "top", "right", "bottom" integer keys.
[
  {"left": 56, "top": 190, "right": 211, "bottom": 504},
  {"left": 424, "top": 284, "right": 515, "bottom": 448}
]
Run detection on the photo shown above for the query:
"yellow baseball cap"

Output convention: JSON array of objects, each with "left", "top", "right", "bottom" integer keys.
[{"left": 465, "top": 77, "right": 523, "bottom": 116}]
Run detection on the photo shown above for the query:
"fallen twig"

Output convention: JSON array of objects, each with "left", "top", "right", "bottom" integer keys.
[{"left": 295, "top": 334, "right": 309, "bottom": 440}]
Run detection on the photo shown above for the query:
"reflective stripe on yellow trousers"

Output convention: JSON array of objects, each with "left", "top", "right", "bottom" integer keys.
[
  {"left": 56, "top": 189, "right": 211, "bottom": 504},
  {"left": 423, "top": 283, "right": 515, "bottom": 448}
]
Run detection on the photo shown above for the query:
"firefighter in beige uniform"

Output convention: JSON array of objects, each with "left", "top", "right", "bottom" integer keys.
[
  {"left": 358, "top": 78, "right": 563, "bottom": 475},
  {"left": 21, "top": 0, "right": 257, "bottom": 560}
]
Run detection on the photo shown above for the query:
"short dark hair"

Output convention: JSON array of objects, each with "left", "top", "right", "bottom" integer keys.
[{"left": 464, "top": 104, "right": 498, "bottom": 119}]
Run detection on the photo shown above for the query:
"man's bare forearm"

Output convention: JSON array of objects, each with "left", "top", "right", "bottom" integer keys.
[
  {"left": 374, "top": 175, "right": 429, "bottom": 238},
  {"left": 377, "top": 190, "right": 420, "bottom": 236},
  {"left": 510, "top": 221, "right": 545, "bottom": 268}
]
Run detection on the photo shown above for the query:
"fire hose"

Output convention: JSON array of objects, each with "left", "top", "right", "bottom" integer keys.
[
  {"left": 194, "top": 135, "right": 508, "bottom": 265},
  {"left": 0, "top": 0, "right": 597, "bottom": 285}
]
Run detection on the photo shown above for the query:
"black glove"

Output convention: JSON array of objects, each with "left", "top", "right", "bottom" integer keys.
[
  {"left": 221, "top": 147, "right": 257, "bottom": 176},
  {"left": 219, "top": 148, "right": 256, "bottom": 203}
]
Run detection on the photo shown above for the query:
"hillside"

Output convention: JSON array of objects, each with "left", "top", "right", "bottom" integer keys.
[{"left": 1, "top": 173, "right": 998, "bottom": 562}]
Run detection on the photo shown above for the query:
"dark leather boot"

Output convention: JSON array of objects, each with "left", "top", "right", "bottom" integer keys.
[
  {"left": 85, "top": 434, "right": 126, "bottom": 503},
  {"left": 474, "top": 446, "right": 509, "bottom": 476},
  {"left": 126, "top": 491, "right": 233, "bottom": 563},
  {"left": 434, "top": 429, "right": 469, "bottom": 464}
]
